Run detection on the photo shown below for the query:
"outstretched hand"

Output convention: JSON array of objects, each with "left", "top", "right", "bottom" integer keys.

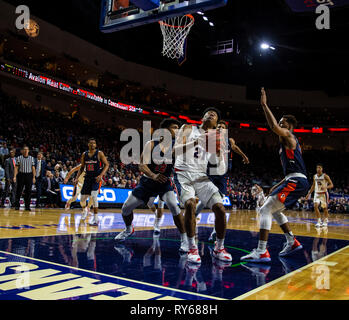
[{"left": 261, "top": 87, "right": 267, "bottom": 106}]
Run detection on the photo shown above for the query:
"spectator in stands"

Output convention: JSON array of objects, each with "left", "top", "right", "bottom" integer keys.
[
  {"left": 43, "top": 171, "right": 60, "bottom": 208},
  {"left": 117, "top": 179, "right": 127, "bottom": 188},
  {"left": 0, "top": 142, "right": 7, "bottom": 166},
  {"left": 60, "top": 165, "right": 68, "bottom": 180},
  {"left": 53, "top": 170, "right": 63, "bottom": 185},
  {"left": 0, "top": 148, "right": 16, "bottom": 208}
]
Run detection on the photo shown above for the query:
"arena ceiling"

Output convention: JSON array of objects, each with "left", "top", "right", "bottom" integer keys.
[{"left": 3, "top": 0, "right": 349, "bottom": 95}]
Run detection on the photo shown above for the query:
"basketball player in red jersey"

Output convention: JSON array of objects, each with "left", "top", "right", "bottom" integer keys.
[
  {"left": 76, "top": 138, "right": 109, "bottom": 226},
  {"left": 241, "top": 88, "right": 309, "bottom": 263}
]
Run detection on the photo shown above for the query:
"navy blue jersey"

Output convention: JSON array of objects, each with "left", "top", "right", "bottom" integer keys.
[
  {"left": 147, "top": 139, "right": 174, "bottom": 178},
  {"left": 279, "top": 136, "right": 307, "bottom": 177},
  {"left": 84, "top": 149, "right": 101, "bottom": 178}
]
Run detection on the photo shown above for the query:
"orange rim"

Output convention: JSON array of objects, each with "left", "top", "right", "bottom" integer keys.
[{"left": 158, "top": 14, "right": 194, "bottom": 28}]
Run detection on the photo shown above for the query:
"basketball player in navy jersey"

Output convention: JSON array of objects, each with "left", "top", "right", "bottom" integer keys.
[
  {"left": 195, "top": 120, "right": 249, "bottom": 242},
  {"left": 241, "top": 88, "right": 309, "bottom": 262},
  {"left": 115, "top": 119, "right": 188, "bottom": 252},
  {"left": 76, "top": 138, "right": 109, "bottom": 226}
]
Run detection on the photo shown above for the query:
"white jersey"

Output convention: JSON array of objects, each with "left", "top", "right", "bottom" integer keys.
[
  {"left": 314, "top": 174, "right": 327, "bottom": 194},
  {"left": 174, "top": 125, "right": 209, "bottom": 173}
]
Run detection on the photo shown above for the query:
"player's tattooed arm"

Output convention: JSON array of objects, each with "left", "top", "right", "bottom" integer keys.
[
  {"left": 229, "top": 138, "right": 249, "bottom": 164},
  {"left": 324, "top": 174, "right": 334, "bottom": 190},
  {"left": 140, "top": 141, "right": 167, "bottom": 183},
  {"left": 97, "top": 151, "right": 109, "bottom": 182},
  {"left": 305, "top": 177, "right": 316, "bottom": 200}
]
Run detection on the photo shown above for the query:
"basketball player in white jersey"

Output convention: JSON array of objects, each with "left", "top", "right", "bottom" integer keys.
[
  {"left": 251, "top": 184, "right": 266, "bottom": 215},
  {"left": 147, "top": 197, "right": 164, "bottom": 235},
  {"left": 305, "top": 164, "right": 333, "bottom": 228},
  {"left": 64, "top": 164, "right": 91, "bottom": 211},
  {"left": 173, "top": 108, "right": 232, "bottom": 264}
]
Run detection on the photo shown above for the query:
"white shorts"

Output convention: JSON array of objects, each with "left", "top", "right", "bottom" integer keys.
[
  {"left": 174, "top": 171, "right": 222, "bottom": 209},
  {"left": 314, "top": 192, "right": 328, "bottom": 208},
  {"left": 147, "top": 197, "right": 164, "bottom": 209}
]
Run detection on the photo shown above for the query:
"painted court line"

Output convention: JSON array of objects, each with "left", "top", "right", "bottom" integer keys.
[
  {"left": 0, "top": 250, "right": 225, "bottom": 300},
  {"left": 233, "top": 244, "right": 349, "bottom": 300}
]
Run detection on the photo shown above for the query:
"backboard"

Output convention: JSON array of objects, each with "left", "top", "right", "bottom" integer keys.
[{"left": 100, "top": 0, "right": 227, "bottom": 32}]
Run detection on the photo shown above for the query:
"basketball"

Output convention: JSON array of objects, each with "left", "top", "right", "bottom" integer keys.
[{"left": 0, "top": 0, "right": 348, "bottom": 306}]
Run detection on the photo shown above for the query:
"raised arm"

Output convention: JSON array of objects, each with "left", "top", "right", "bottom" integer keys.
[{"left": 261, "top": 88, "right": 296, "bottom": 147}]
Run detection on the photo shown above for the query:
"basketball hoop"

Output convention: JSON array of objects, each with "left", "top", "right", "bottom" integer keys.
[{"left": 159, "top": 14, "right": 194, "bottom": 59}]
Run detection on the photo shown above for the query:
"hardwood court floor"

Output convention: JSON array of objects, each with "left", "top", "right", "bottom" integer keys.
[{"left": 0, "top": 207, "right": 348, "bottom": 300}]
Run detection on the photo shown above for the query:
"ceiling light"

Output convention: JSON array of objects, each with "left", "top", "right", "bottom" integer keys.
[
  {"left": 203, "top": 16, "right": 208, "bottom": 21},
  {"left": 260, "top": 43, "right": 270, "bottom": 50}
]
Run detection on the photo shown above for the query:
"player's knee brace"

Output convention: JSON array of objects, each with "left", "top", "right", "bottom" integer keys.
[
  {"left": 259, "top": 195, "right": 285, "bottom": 230},
  {"left": 91, "top": 191, "right": 99, "bottom": 208}
]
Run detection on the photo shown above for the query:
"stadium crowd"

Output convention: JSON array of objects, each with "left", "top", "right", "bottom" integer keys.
[
  {"left": 1, "top": 45, "right": 348, "bottom": 128},
  {"left": 0, "top": 89, "right": 348, "bottom": 213}
]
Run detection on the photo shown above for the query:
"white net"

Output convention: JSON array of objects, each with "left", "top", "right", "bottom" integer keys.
[{"left": 159, "top": 14, "right": 194, "bottom": 59}]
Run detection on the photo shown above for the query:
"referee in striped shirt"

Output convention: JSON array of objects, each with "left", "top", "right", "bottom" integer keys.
[{"left": 13, "top": 146, "right": 36, "bottom": 211}]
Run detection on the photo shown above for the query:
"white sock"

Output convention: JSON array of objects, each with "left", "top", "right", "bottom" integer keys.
[
  {"left": 188, "top": 237, "right": 197, "bottom": 250},
  {"left": 216, "top": 238, "right": 224, "bottom": 250},
  {"left": 257, "top": 240, "right": 267, "bottom": 252},
  {"left": 154, "top": 217, "right": 161, "bottom": 228},
  {"left": 318, "top": 218, "right": 322, "bottom": 223},
  {"left": 285, "top": 231, "right": 295, "bottom": 244},
  {"left": 180, "top": 233, "right": 187, "bottom": 242}
]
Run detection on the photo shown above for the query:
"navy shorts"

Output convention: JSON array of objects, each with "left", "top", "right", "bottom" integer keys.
[
  {"left": 81, "top": 177, "right": 100, "bottom": 195},
  {"left": 209, "top": 175, "right": 228, "bottom": 196},
  {"left": 132, "top": 176, "right": 173, "bottom": 204},
  {"left": 271, "top": 177, "right": 310, "bottom": 209}
]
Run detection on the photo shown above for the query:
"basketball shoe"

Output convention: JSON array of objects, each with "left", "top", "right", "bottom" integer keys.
[
  {"left": 114, "top": 225, "right": 135, "bottom": 241},
  {"left": 240, "top": 248, "right": 271, "bottom": 263},
  {"left": 187, "top": 248, "right": 201, "bottom": 264},
  {"left": 279, "top": 238, "right": 303, "bottom": 257}
]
